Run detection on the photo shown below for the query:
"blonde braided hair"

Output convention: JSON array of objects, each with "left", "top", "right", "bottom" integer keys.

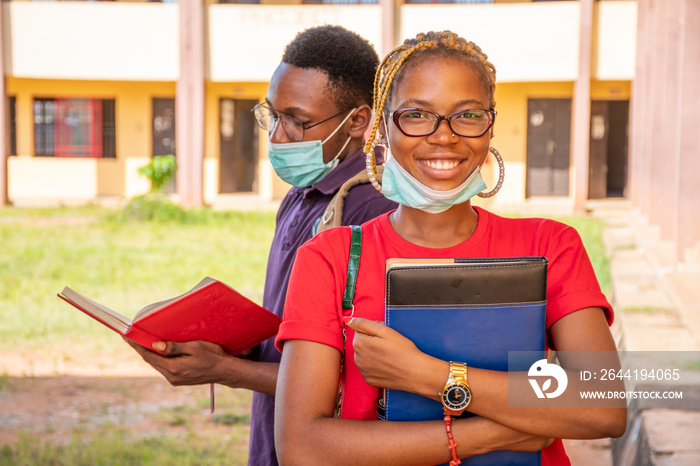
[{"left": 364, "top": 31, "right": 497, "bottom": 192}]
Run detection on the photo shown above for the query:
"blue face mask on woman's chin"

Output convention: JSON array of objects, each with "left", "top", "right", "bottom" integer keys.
[
  {"left": 380, "top": 121, "right": 487, "bottom": 213},
  {"left": 381, "top": 151, "right": 486, "bottom": 213},
  {"left": 268, "top": 109, "right": 355, "bottom": 188}
]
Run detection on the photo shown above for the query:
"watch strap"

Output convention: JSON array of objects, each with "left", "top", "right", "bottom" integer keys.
[{"left": 449, "top": 362, "right": 469, "bottom": 386}]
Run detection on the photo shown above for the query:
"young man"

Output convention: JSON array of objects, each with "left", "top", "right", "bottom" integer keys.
[{"left": 127, "top": 25, "right": 397, "bottom": 465}]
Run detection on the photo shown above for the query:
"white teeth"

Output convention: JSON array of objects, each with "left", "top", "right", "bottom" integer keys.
[{"left": 422, "top": 160, "right": 460, "bottom": 170}]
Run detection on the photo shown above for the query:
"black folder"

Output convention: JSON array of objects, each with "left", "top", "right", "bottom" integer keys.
[{"left": 382, "top": 257, "right": 548, "bottom": 466}]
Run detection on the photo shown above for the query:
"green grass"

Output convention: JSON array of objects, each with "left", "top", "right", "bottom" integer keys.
[
  {"left": 1, "top": 205, "right": 611, "bottom": 353},
  {"left": 1, "top": 429, "right": 250, "bottom": 466},
  {"left": 0, "top": 205, "right": 612, "bottom": 351},
  {"left": 0, "top": 201, "right": 276, "bottom": 353},
  {"left": 556, "top": 216, "right": 611, "bottom": 297},
  {"left": 621, "top": 306, "right": 673, "bottom": 314},
  {"left": 496, "top": 213, "right": 611, "bottom": 297},
  {"left": 681, "top": 359, "right": 700, "bottom": 371}
]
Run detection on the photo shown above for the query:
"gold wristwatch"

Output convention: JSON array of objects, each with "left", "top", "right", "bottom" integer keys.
[{"left": 441, "top": 362, "right": 472, "bottom": 416}]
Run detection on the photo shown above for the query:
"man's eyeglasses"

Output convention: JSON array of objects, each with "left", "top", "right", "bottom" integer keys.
[
  {"left": 388, "top": 108, "right": 496, "bottom": 138},
  {"left": 252, "top": 104, "right": 351, "bottom": 142}
]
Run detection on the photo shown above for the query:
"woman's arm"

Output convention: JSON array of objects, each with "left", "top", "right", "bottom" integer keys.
[
  {"left": 347, "top": 307, "right": 627, "bottom": 441},
  {"left": 469, "top": 307, "right": 627, "bottom": 438},
  {"left": 275, "top": 339, "right": 550, "bottom": 466}
]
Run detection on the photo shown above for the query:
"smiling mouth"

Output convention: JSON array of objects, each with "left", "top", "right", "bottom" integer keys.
[{"left": 420, "top": 159, "right": 463, "bottom": 170}]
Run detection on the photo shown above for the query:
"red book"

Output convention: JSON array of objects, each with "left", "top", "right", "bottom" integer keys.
[{"left": 58, "top": 277, "right": 281, "bottom": 356}]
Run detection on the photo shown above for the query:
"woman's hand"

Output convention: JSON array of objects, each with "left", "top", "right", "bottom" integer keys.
[{"left": 345, "top": 317, "right": 448, "bottom": 399}]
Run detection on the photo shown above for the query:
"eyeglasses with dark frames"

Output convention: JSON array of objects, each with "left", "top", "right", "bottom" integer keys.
[
  {"left": 388, "top": 108, "right": 496, "bottom": 138},
  {"left": 252, "top": 103, "right": 351, "bottom": 142}
]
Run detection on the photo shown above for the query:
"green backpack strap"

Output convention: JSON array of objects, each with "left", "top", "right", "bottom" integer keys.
[
  {"left": 342, "top": 225, "right": 362, "bottom": 310},
  {"left": 337, "top": 225, "right": 362, "bottom": 418}
]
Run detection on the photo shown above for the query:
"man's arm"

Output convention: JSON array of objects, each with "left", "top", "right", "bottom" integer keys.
[{"left": 126, "top": 339, "right": 278, "bottom": 395}]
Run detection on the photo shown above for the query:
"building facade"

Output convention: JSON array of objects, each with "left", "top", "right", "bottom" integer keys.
[{"left": 1, "top": 0, "right": 697, "bottom": 261}]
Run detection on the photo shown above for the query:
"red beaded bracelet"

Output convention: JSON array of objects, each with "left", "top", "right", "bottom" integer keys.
[{"left": 443, "top": 415, "right": 461, "bottom": 466}]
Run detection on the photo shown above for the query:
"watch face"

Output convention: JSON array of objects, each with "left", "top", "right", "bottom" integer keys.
[{"left": 442, "top": 384, "right": 472, "bottom": 411}]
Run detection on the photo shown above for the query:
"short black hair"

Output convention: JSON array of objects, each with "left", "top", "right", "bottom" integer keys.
[{"left": 282, "top": 25, "right": 379, "bottom": 110}]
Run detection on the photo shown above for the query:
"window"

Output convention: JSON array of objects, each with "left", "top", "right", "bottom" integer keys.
[
  {"left": 219, "top": 98, "right": 258, "bottom": 193},
  {"left": 33, "top": 98, "right": 116, "bottom": 158},
  {"left": 10, "top": 96, "right": 16, "bottom": 156},
  {"left": 152, "top": 98, "right": 176, "bottom": 156},
  {"left": 152, "top": 98, "right": 176, "bottom": 193}
]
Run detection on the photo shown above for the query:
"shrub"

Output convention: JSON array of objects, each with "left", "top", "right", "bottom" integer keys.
[{"left": 138, "top": 155, "right": 177, "bottom": 193}]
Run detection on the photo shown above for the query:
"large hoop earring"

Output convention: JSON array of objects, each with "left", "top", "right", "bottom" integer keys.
[
  {"left": 477, "top": 147, "right": 505, "bottom": 198},
  {"left": 365, "top": 137, "right": 385, "bottom": 193}
]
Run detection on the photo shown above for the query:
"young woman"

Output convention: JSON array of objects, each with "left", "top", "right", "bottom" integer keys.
[{"left": 274, "top": 31, "right": 626, "bottom": 466}]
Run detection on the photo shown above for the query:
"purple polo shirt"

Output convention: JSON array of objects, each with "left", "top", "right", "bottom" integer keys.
[{"left": 248, "top": 149, "right": 396, "bottom": 466}]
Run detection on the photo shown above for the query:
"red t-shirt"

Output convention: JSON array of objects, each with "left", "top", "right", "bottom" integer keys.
[{"left": 277, "top": 207, "right": 613, "bottom": 466}]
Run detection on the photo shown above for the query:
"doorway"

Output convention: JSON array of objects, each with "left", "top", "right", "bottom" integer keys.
[
  {"left": 152, "top": 98, "right": 176, "bottom": 192},
  {"left": 526, "top": 99, "right": 572, "bottom": 197},
  {"left": 588, "top": 100, "right": 629, "bottom": 199},
  {"left": 219, "top": 99, "right": 258, "bottom": 193}
]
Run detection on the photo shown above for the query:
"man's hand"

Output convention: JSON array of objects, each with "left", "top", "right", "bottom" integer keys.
[
  {"left": 125, "top": 339, "right": 228, "bottom": 386},
  {"left": 125, "top": 338, "right": 279, "bottom": 395}
]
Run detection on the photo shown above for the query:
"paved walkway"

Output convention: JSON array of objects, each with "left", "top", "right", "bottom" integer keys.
[
  {"left": 599, "top": 202, "right": 700, "bottom": 353},
  {"left": 572, "top": 201, "right": 700, "bottom": 465}
]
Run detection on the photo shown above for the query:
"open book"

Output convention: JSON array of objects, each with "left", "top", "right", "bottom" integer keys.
[{"left": 58, "top": 277, "right": 282, "bottom": 356}]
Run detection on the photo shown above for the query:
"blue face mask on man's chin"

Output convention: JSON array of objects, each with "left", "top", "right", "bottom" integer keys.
[{"left": 268, "top": 109, "right": 355, "bottom": 188}]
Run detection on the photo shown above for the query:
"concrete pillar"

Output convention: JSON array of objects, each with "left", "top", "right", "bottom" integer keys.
[
  {"left": 176, "top": 0, "right": 206, "bottom": 207},
  {"left": 631, "top": 0, "right": 700, "bottom": 262},
  {"left": 628, "top": 0, "right": 649, "bottom": 209},
  {"left": 663, "top": 0, "right": 682, "bottom": 245},
  {"left": 675, "top": 0, "right": 700, "bottom": 259},
  {"left": 648, "top": 0, "right": 672, "bottom": 234},
  {"left": 0, "top": 3, "right": 8, "bottom": 207},
  {"left": 638, "top": 0, "right": 657, "bottom": 217},
  {"left": 572, "top": 0, "right": 593, "bottom": 212},
  {"left": 380, "top": 0, "right": 396, "bottom": 57}
]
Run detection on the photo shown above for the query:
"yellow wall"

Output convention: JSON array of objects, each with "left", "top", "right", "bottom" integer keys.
[
  {"left": 481, "top": 82, "right": 573, "bottom": 203},
  {"left": 591, "top": 80, "right": 631, "bottom": 101},
  {"left": 7, "top": 76, "right": 296, "bottom": 205},
  {"left": 7, "top": 77, "right": 175, "bottom": 201},
  {"left": 479, "top": 80, "right": 631, "bottom": 204},
  {"left": 203, "top": 81, "right": 274, "bottom": 203},
  {"left": 7, "top": 75, "right": 632, "bottom": 205}
]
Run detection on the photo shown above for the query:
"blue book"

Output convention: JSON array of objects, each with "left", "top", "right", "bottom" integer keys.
[{"left": 381, "top": 257, "right": 547, "bottom": 466}]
